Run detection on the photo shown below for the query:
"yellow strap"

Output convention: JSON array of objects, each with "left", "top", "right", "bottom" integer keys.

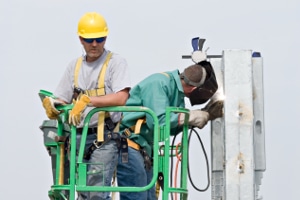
[
  {"left": 134, "top": 118, "right": 146, "bottom": 134},
  {"left": 73, "top": 53, "right": 112, "bottom": 142},
  {"left": 74, "top": 53, "right": 112, "bottom": 96},
  {"left": 160, "top": 72, "right": 170, "bottom": 78},
  {"left": 97, "top": 52, "right": 112, "bottom": 90},
  {"left": 59, "top": 144, "right": 65, "bottom": 185},
  {"left": 128, "top": 118, "right": 146, "bottom": 134},
  {"left": 127, "top": 139, "right": 140, "bottom": 151},
  {"left": 74, "top": 57, "right": 83, "bottom": 88},
  {"left": 97, "top": 52, "right": 112, "bottom": 142},
  {"left": 84, "top": 89, "right": 104, "bottom": 97},
  {"left": 97, "top": 112, "right": 106, "bottom": 142},
  {"left": 155, "top": 181, "right": 161, "bottom": 199}
]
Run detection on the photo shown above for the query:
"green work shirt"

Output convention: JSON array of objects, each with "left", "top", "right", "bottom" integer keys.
[{"left": 120, "top": 69, "right": 186, "bottom": 156}]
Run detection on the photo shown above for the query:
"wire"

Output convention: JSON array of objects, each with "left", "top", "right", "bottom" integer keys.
[
  {"left": 170, "top": 126, "right": 210, "bottom": 199},
  {"left": 187, "top": 127, "right": 210, "bottom": 192}
]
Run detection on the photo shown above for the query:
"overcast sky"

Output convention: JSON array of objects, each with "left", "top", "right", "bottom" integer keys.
[{"left": 1, "top": 0, "right": 299, "bottom": 199}]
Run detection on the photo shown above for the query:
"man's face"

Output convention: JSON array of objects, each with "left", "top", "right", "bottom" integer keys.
[{"left": 79, "top": 36, "right": 106, "bottom": 62}]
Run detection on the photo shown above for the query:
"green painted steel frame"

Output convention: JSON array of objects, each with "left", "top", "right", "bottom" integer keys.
[{"left": 41, "top": 91, "right": 191, "bottom": 200}]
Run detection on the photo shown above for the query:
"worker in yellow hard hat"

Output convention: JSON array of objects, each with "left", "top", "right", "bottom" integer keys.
[
  {"left": 41, "top": 12, "right": 131, "bottom": 200},
  {"left": 77, "top": 12, "right": 109, "bottom": 62}
]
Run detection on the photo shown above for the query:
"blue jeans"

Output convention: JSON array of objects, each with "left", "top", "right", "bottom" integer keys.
[
  {"left": 76, "top": 132, "right": 119, "bottom": 200},
  {"left": 117, "top": 147, "right": 156, "bottom": 200}
]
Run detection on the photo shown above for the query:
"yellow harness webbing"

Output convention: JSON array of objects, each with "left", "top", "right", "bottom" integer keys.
[
  {"left": 74, "top": 52, "right": 112, "bottom": 142},
  {"left": 160, "top": 72, "right": 170, "bottom": 78},
  {"left": 74, "top": 57, "right": 83, "bottom": 88},
  {"left": 97, "top": 52, "right": 112, "bottom": 142},
  {"left": 133, "top": 118, "right": 146, "bottom": 134}
]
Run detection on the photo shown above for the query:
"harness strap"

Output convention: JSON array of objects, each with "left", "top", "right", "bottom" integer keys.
[
  {"left": 73, "top": 53, "right": 113, "bottom": 143},
  {"left": 127, "top": 139, "right": 140, "bottom": 150},
  {"left": 73, "top": 52, "right": 112, "bottom": 91},
  {"left": 123, "top": 128, "right": 152, "bottom": 169},
  {"left": 74, "top": 57, "right": 83, "bottom": 88},
  {"left": 128, "top": 118, "right": 146, "bottom": 134},
  {"left": 84, "top": 89, "right": 105, "bottom": 97},
  {"left": 160, "top": 72, "right": 170, "bottom": 78},
  {"left": 84, "top": 131, "right": 120, "bottom": 160},
  {"left": 97, "top": 52, "right": 112, "bottom": 142}
]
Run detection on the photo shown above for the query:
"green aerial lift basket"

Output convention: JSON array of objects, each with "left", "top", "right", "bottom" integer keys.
[{"left": 38, "top": 89, "right": 191, "bottom": 200}]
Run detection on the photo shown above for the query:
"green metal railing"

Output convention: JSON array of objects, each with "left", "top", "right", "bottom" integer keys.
[{"left": 40, "top": 90, "right": 190, "bottom": 200}]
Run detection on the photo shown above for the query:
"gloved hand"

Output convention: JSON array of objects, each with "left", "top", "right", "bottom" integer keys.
[
  {"left": 201, "top": 100, "right": 224, "bottom": 120},
  {"left": 179, "top": 110, "right": 210, "bottom": 129},
  {"left": 68, "top": 94, "right": 91, "bottom": 126},
  {"left": 42, "top": 97, "right": 62, "bottom": 119}
]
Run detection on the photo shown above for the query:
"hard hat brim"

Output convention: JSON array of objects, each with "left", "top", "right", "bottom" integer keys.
[{"left": 78, "top": 31, "right": 109, "bottom": 39}]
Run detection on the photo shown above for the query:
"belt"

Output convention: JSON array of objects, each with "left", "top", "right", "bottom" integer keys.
[{"left": 77, "top": 127, "right": 97, "bottom": 135}]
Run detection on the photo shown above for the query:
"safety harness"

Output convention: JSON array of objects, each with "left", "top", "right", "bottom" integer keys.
[
  {"left": 74, "top": 52, "right": 112, "bottom": 142},
  {"left": 122, "top": 72, "right": 173, "bottom": 169},
  {"left": 73, "top": 52, "right": 128, "bottom": 161}
]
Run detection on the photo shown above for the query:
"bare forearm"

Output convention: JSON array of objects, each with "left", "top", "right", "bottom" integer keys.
[{"left": 89, "top": 88, "right": 130, "bottom": 107}]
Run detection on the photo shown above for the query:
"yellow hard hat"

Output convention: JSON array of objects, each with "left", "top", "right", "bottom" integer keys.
[{"left": 77, "top": 12, "right": 109, "bottom": 38}]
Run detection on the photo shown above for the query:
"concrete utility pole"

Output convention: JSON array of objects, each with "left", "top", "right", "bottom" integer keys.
[{"left": 210, "top": 50, "right": 266, "bottom": 200}]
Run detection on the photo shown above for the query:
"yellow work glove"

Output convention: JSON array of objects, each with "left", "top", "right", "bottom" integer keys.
[
  {"left": 201, "top": 100, "right": 224, "bottom": 120},
  {"left": 68, "top": 94, "right": 91, "bottom": 126},
  {"left": 179, "top": 110, "right": 210, "bottom": 129},
  {"left": 42, "top": 97, "right": 62, "bottom": 119}
]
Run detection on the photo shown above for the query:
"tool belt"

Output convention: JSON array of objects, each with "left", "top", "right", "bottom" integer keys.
[
  {"left": 123, "top": 128, "right": 152, "bottom": 170},
  {"left": 84, "top": 131, "right": 127, "bottom": 160},
  {"left": 77, "top": 116, "right": 117, "bottom": 134},
  {"left": 77, "top": 127, "right": 98, "bottom": 135},
  {"left": 71, "top": 118, "right": 127, "bottom": 161}
]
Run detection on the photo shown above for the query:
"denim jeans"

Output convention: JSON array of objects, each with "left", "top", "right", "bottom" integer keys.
[
  {"left": 117, "top": 147, "right": 156, "bottom": 200},
  {"left": 76, "top": 132, "right": 119, "bottom": 200}
]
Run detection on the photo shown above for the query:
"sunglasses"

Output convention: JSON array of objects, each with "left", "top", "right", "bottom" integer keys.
[{"left": 82, "top": 37, "right": 106, "bottom": 43}]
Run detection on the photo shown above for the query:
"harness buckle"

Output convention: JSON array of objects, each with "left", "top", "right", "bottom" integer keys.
[
  {"left": 93, "top": 140, "right": 103, "bottom": 149},
  {"left": 123, "top": 128, "right": 131, "bottom": 137},
  {"left": 72, "top": 87, "right": 84, "bottom": 100}
]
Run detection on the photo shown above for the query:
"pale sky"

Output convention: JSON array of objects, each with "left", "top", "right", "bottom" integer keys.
[{"left": 1, "top": 0, "right": 299, "bottom": 199}]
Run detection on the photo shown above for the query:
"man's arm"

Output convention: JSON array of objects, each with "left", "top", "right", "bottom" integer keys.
[{"left": 89, "top": 88, "right": 130, "bottom": 107}]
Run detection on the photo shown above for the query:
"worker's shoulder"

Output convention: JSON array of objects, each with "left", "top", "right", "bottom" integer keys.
[
  {"left": 109, "top": 51, "right": 126, "bottom": 60},
  {"left": 154, "top": 69, "right": 179, "bottom": 79},
  {"left": 143, "top": 70, "right": 178, "bottom": 83},
  {"left": 106, "top": 52, "right": 128, "bottom": 67},
  {"left": 64, "top": 57, "right": 81, "bottom": 71}
]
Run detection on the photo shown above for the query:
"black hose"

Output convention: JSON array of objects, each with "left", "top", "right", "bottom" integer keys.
[
  {"left": 187, "top": 127, "right": 210, "bottom": 192},
  {"left": 169, "top": 127, "right": 210, "bottom": 200}
]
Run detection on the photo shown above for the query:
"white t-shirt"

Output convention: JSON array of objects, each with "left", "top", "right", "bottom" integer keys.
[{"left": 54, "top": 49, "right": 131, "bottom": 127}]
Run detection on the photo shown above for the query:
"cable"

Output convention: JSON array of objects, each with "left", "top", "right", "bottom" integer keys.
[
  {"left": 170, "top": 126, "right": 210, "bottom": 199},
  {"left": 187, "top": 127, "right": 210, "bottom": 192}
]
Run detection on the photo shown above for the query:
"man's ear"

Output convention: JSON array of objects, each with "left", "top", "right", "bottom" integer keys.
[
  {"left": 182, "top": 80, "right": 197, "bottom": 96},
  {"left": 188, "top": 85, "right": 197, "bottom": 93}
]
